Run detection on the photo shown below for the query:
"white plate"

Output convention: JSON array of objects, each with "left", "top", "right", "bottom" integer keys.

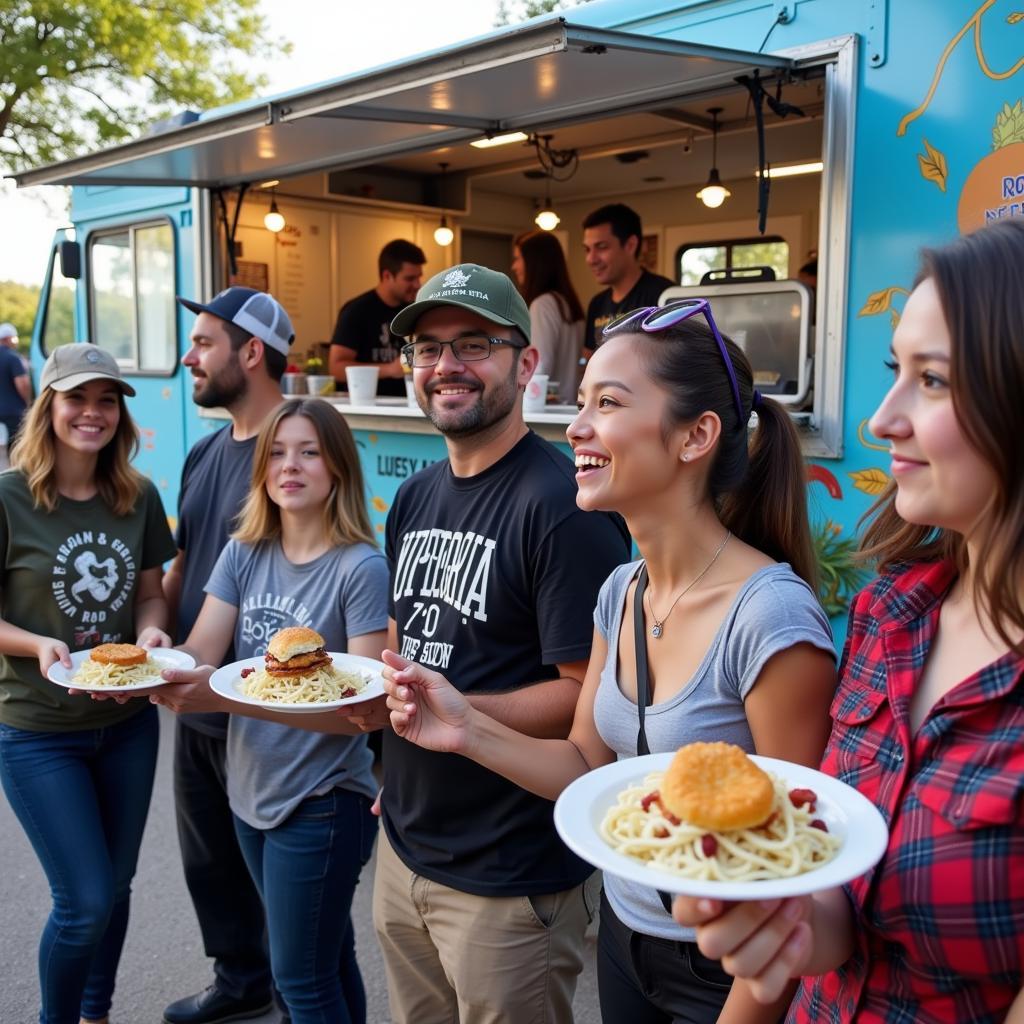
[
  {"left": 554, "top": 752, "right": 889, "bottom": 900},
  {"left": 48, "top": 647, "right": 196, "bottom": 692},
  {"left": 209, "top": 652, "right": 385, "bottom": 714}
]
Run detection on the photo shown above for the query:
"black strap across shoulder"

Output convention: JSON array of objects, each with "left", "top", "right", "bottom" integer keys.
[{"left": 633, "top": 563, "right": 673, "bottom": 915}]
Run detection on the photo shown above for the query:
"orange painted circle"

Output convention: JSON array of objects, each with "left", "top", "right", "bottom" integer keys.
[{"left": 958, "top": 142, "right": 1024, "bottom": 232}]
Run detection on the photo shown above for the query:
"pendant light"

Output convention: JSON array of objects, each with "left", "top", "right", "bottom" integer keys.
[
  {"left": 433, "top": 162, "right": 454, "bottom": 247},
  {"left": 264, "top": 189, "right": 285, "bottom": 232},
  {"left": 534, "top": 179, "right": 560, "bottom": 231},
  {"left": 696, "top": 107, "right": 731, "bottom": 209}
]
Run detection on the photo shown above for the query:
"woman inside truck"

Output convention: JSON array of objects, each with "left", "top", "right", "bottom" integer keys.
[
  {"left": 511, "top": 229, "right": 586, "bottom": 405},
  {"left": 0, "top": 346, "right": 175, "bottom": 1024},
  {"left": 673, "top": 218, "right": 1024, "bottom": 1023},
  {"left": 379, "top": 295, "right": 838, "bottom": 1023}
]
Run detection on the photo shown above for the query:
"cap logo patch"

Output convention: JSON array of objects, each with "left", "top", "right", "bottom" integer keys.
[
  {"left": 86, "top": 350, "right": 99, "bottom": 363},
  {"left": 442, "top": 268, "right": 471, "bottom": 288}
]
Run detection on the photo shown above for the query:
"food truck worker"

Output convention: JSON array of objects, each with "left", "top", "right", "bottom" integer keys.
[{"left": 328, "top": 239, "right": 426, "bottom": 397}]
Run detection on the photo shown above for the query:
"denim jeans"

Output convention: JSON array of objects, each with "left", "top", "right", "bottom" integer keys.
[
  {"left": 0, "top": 705, "right": 159, "bottom": 1024},
  {"left": 173, "top": 720, "right": 271, "bottom": 1000},
  {"left": 234, "top": 787, "right": 376, "bottom": 1024}
]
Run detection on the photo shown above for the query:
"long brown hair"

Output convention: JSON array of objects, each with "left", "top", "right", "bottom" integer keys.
[
  {"left": 634, "top": 321, "right": 817, "bottom": 589},
  {"left": 860, "top": 219, "right": 1024, "bottom": 649},
  {"left": 233, "top": 398, "right": 375, "bottom": 548},
  {"left": 11, "top": 386, "right": 143, "bottom": 516},
  {"left": 515, "top": 230, "right": 585, "bottom": 323}
]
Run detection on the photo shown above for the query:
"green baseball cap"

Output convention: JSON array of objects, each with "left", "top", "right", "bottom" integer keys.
[{"left": 390, "top": 263, "right": 531, "bottom": 341}]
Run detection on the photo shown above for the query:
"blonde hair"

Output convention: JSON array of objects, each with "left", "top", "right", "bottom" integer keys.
[
  {"left": 11, "top": 386, "right": 144, "bottom": 516},
  {"left": 233, "top": 398, "right": 375, "bottom": 548}
]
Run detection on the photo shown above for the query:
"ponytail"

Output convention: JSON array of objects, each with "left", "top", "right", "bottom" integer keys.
[
  {"left": 718, "top": 395, "right": 817, "bottom": 590},
  {"left": 633, "top": 321, "right": 816, "bottom": 589}
]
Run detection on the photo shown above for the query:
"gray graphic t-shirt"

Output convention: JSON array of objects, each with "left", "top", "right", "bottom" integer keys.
[
  {"left": 593, "top": 560, "right": 835, "bottom": 940},
  {"left": 205, "top": 538, "right": 388, "bottom": 828}
]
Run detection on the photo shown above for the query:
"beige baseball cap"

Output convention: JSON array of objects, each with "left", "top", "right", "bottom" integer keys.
[{"left": 40, "top": 345, "right": 135, "bottom": 396}]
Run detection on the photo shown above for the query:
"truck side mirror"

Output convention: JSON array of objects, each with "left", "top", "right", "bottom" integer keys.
[{"left": 59, "top": 240, "right": 82, "bottom": 280}]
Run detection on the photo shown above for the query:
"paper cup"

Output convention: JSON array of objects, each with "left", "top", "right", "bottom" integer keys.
[
  {"left": 345, "top": 366, "right": 380, "bottom": 405},
  {"left": 523, "top": 373, "right": 549, "bottom": 413},
  {"left": 404, "top": 376, "right": 420, "bottom": 409}
]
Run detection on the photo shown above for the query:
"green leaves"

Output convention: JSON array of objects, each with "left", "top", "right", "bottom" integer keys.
[
  {"left": 0, "top": 1, "right": 290, "bottom": 171},
  {"left": 993, "top": 99, "right": 1024, "bottom": 150}
]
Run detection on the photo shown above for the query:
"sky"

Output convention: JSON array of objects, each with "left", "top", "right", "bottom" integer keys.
[{"left": 2, "top": 0, "right": 505, "bottom": 286}]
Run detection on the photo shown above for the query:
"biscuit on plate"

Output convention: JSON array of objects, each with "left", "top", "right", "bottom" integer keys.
[{"left": 660, "top": 741, "right": 774, "bottom": 831}]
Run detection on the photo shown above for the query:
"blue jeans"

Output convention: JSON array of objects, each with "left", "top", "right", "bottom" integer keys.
[
  {"left": 234, "top": 788, "right": 376, "bottom": 1024},
  {"left": 0, "top": 705, "right": 159, "bottom": 1024}
]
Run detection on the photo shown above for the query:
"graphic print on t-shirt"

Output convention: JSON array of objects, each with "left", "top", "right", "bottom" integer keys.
[
  {"left": 392, "top": 527, "right": 496, "bottom": 670},
  {"left": 51, "top": 529, "right": 137, "bottom": 646},
  {"left": 240, "top": 592, "right": 315, "bottom": 656}
]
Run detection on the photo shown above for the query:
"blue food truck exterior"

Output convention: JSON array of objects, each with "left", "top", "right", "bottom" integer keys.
[{"left": 17, "top": 0, "right": 1024, "bottom": 626}]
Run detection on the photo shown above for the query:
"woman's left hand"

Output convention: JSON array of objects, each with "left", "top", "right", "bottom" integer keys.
[
  {"left": 137, "top": 626, "right": 173, "bottom": 649},
  {"left": 382, "top": 649, "right": 474, "bottom": 753}
]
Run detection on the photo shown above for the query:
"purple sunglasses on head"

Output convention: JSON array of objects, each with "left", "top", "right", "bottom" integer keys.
[{"left": 602, "top": 298, "right": 748, "bottom": 424}]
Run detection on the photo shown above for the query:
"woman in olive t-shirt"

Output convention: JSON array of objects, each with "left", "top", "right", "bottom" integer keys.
[{"left": 0, "top": 346, "right": 174, "bottom": 1024}]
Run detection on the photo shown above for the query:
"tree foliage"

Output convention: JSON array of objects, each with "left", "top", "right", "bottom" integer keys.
[
  {"left": 0, "top": 278, "right": 73, "bottom": 352},
  {"left": 0, "top": 1, "right": 287, "bottom": 171},
  {"left": 494, "top": 0, "right": 593, "bottom": 27}
]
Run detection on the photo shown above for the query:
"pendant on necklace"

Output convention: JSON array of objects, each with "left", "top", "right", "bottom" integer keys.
[{"left": 651, "top": 623, "right": 663, "bottom": 639}]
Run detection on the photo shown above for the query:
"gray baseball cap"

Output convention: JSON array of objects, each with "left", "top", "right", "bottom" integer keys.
[
  {"left": 177, "top": 287, "right": 295, "bottom": 356},
  {"left": 40, "top": 345, "right": 135, "bottom": 396},
  {"left": 0, "top": 322, "right": 17, "bottom": 341},
  {"left": 391, "top": 264, "right": 531, "bottom": 341}
]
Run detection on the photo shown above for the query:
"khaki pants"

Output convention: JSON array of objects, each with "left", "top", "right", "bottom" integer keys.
[{"left": 373, "top": 827, "right": 594, "bottom": 1024}]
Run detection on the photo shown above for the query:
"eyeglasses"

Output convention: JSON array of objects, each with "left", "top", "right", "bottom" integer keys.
[
  {"left": 402, "top": 334, "right": 525, "bottom": 368},
  {"left": 602, "top": 298, "right": 745, "bottom": 424}
]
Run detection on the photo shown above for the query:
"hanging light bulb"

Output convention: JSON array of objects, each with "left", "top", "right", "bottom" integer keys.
[
  {"left": 434, "top": 215, "right": 454, "bottom": 247},
  {"left": 264, "top": 192, "right": 285, "bottom": 233},
  {"left": 433, "top": 161, "right": 454, "bottom": 247},
  {"left": 535, "top": 207, "right": 560, "bottom": 231},
  {"left": 534, "top": 181, "right": 560, "bottom": 231},
  {"left": 696, "top": 107, "right": 731, "bottom": 209}
]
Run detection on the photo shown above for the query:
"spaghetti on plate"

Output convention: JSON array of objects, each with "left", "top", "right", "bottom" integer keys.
[{"left": 600, "top": 769, "right": 842, "bottom": 882}]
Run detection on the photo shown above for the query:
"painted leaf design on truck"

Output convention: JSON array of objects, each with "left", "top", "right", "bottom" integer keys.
[
  {"left": 918, "top": 138, "right": 948, "bottom": 191},
  {"left": 849, "top": 468, "right": 891, "bottom": 496}
]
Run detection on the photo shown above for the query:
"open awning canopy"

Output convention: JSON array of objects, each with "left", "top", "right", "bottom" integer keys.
[{"left": 12, "top": 17, "right": 794, "bottom": 189}]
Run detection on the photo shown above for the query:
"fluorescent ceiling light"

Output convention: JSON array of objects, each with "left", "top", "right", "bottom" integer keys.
[
  {"left": 755, "top": 161, "right": 824, "bottom": 179},
  {"left": 470, "top": 131, "right": 529, "bottom": 149}
]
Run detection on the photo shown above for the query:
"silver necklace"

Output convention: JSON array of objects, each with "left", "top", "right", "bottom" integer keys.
[{"left": 644, "top": 531, "right": 731, "bottom": 639}]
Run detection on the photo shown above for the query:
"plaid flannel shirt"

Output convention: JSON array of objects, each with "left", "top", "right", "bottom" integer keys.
[{"left": 789, "top": 560, "right": 1024, "bottom": 1024}]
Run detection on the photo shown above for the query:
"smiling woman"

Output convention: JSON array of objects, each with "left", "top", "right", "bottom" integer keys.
[{"left": 0, "top": 343, "right": 175, "bottom": 1024}]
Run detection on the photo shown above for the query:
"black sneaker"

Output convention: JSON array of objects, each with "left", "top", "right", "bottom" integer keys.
[{"left": 163, "top": 985, "right": 274, "bottom": 1024}]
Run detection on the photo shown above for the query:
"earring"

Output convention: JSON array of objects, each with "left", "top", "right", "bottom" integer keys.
[{"left": 682, "top": 454, "right": 690, "bottom": 462}]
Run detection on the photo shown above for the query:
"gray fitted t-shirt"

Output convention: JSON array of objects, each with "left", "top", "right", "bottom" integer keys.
[
  {"left": 205, "top": 539, "right": 388, "bottom": 829},
  {"left": 593, "top": 560, "right": 835, "bottom": 940}
]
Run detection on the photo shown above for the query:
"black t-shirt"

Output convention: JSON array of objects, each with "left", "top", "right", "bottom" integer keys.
[
  {"left": 330, "top": 288, "right": 406, "bottom": 397},
  {"left": 175, "top": 425, "right": 257, "bottom": 737},
  {"left": 584, "top": 269, "right": 677, "bottom": 352},
  {"left": 383, "top": 431, "right": 631, "bottom": 896}
]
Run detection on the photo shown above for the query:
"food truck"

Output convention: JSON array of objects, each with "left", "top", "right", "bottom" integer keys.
[{"left": 14, "top": 0, "right": 1024, "bottom": 623}]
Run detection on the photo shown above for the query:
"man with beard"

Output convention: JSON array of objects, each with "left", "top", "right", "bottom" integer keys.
[
  {"left": 373, "top": 264, "right": 630, "bottom": 1022},
  {"left": 162, "top": 287, "right": 293, "bottom": 1024}
]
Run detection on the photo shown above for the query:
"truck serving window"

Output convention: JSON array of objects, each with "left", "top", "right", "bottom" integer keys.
[
  {"left": 88, "top": 222, "right": 176, "bottom": 373},
  {"left": 678, "top": 237, "right": 789, "bottom": 286}
]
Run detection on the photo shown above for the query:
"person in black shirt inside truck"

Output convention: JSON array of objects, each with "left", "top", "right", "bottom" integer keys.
[
  {"left": 372, "top": 263, "right": 630, "bottom": 1023},
  {"left": 582, "top": 203, "right": 675, "bottom": 355},
  {"left": 328, "top": 239, "right": 426, "bottom": 397}
]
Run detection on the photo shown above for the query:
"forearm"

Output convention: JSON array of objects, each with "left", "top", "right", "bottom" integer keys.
[
  {"left": 162, "top": 564, "right": 183, "bottom": 635},
  {"left": 468, "top": 675, "right": 580, "bottom": 738},
  {"left": 134, "top": 596, "right": 169, "bottom": 636},
  {"left": 0, "top": 619, "right": 49, "bottom": 658},
  {"left": 719, "top": 979, "right": 798, "bottom": 1024},
  {"left": 463, "top": 705, "right": 592, "bottom": 801}
]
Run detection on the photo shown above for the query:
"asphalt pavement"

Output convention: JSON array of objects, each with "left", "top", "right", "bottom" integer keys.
[{"left": 0, "top": 708, "right": 602, "bottom": 1023}]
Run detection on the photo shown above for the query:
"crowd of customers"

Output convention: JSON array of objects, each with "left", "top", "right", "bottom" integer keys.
[{"left": 1, "top": 216, "right": 1023, "bottom": 1024}]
